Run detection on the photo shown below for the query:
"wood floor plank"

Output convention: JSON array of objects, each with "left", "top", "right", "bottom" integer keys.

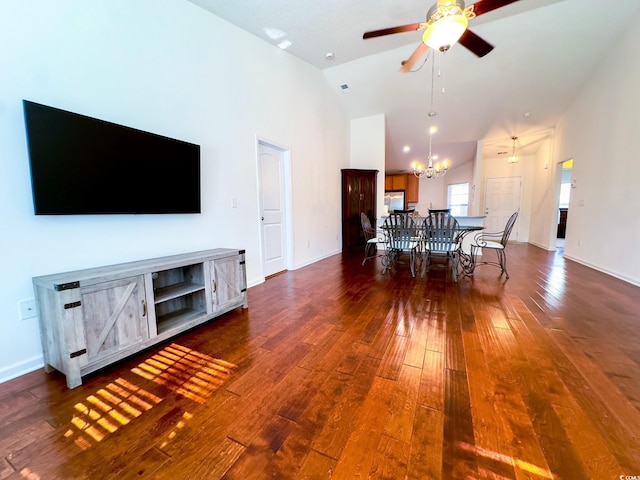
[
  {"left": 376, "top": 334, "right": 410, "bottom": 380},
  {"left": 180, "top": 438, "right": 246, "bottom": 480},
  {"left": 505, "top": 294, "right": 640, "bottom": 472},
  {"left": 382, "top": 364, "right": 421, "bottom": 444},
  {"left": 406, "top": 405, "right": 444, "bottom": 480},
  {"left": 225, "top": 364, "right": 315, "bottom": 448},
  {"left": 294, "top": 448, "right": 336, "bottom": 479},
  {"left": 106, "top": 446, "right": 170, "bottom": 479},
  {"left": 425, "top": 313, "right": 446, "bottom": 353},
  {"left": 550, "top": 402, "right": 623, "bottom": 478},
  {"left": 417, "top": 349, "right": 444, "bottom": 411},
  {"left": 369, "top": 433, "right": 410, "bottom": 479},
  {"left": 442, "top": 368, "right": 478, "bottom": 479},
  {"left": 330, "top": 377, "right": 395, "bottom": 478},
  {"left": 310, "top": 355, "right": 380, "bottom": 459},
  {"left": 403, "top": 324, "right": 428, "bottom": 369},
  {"left": 221, "top": 415, "right": 296, "bottom": 480},
  {"left": 461, "top": 330, "right": 517, "bottom": 480},
  {"left": 2, "top": 245, "right": 640, "bottom": 479},
  {"left": 467, "top": 292, "right": 554, "bottom": 479},
  {"left": 549, "top": 328, "right": 640, "bottom": 437}
]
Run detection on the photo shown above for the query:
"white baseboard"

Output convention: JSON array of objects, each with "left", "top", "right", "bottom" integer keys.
[
  {"left": 562, "top": 253, "right": 640, "bottom": 287},
  {"left": 0, "top": 355, "right": 44, "bottom": 385},
  {"left": 528, "top": 240, "right": 554, "bottom": 251},
  {"left": 247, "top": 249, "right": 343, "bottom": 288},
  {"left": 292, "top": 250, "right": 341, "bottom": 271}
]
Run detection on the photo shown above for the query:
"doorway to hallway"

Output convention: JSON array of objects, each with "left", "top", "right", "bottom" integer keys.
[{"left": 257, "top": 140, "right": 291, "bottom": 278}]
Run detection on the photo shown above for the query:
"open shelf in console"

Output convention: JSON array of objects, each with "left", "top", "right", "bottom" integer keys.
[
  {"left": 153, "top": 263, "right": 205, "bottom": 303},
  {"left": 153, "top": 263, "right": 207, "bottom": 334},
  {"left": 155, "top": 290, "right": 207, "bottom": 334}
]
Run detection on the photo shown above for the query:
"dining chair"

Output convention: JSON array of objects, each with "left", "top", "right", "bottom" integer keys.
[
  {"left": 360, "top": 212, "right": 386, "bottom": 266},
  {"left": 470, "top": 211, "right": 518, "bottom": 279},
  {"left": 392, "top": 208, "right": 415, "bottom": 214},
  {"left": 382, "top": 213, "right": 420, "bottom": 277},
  {"left": 422, "top": 211, "right": 460, "bottom": 282}
]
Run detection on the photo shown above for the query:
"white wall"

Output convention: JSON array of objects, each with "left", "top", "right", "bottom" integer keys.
[
  {"left": 0, "top": 0, "right": 350, "bottom": 382},
  {"left": 350, "top": 115, "right": 386, "bottom": 216},
  {"left": 528, "top": 136, "right": 558, "bottom": 249},
  {"left": 551, "top": 10, "right": 640, "bottom": 285}
]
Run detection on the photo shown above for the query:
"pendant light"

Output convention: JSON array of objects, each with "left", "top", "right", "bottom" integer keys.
[{"left": 508, "top": 136, "right": 519, "bottom": 164}]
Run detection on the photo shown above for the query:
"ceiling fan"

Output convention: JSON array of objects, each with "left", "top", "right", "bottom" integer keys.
[{"left": 363, "top": 0, "right": 520, "bottom": 72}]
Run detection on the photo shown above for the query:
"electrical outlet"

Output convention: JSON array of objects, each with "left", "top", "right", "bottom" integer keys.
[{"left": 18, "top": 298, "right": 37, "bottom": 320}]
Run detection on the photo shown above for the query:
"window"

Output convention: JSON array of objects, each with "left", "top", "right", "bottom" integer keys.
[{"left": 447, "top": 183, "right": 469, "bottom": 216}]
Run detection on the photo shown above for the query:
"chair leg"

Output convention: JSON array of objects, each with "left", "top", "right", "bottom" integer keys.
[
  {"left": 421, "top": 251, "right": 431, "bottom": 278},
  {"left": 470, "top": 244, "right": 479, "bottom": 274},
  {"left": 451, "top": 252, "right": 458, "bottom": 283},
  {"left": 362, "top": 242, "right": 374, "bottom": 266},
  {"left": 382, "top": 248, "right": 397, "bottom": 274},
  {"left": 498, "top": 249, "right": 509, "bottom": 279},
  {"left": 409, "top": 249, "right": 416, "bottom": 277}
]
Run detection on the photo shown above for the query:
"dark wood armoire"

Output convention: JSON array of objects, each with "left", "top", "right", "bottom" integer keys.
[{"left": 341, "top": 169, "right": 378, "bottom": 252}]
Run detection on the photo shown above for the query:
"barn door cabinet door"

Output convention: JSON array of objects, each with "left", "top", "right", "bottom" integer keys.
[
  {"left": 80, "top": 276, "right": 149, "bottom": 364},
  {"left": 211, "top": 254, "right": 248, "bottom": 312}
]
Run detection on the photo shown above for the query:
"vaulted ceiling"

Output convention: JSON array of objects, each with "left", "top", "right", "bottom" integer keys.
[{"left": 188, "top": 0, "right": 640, "bottom": 172}]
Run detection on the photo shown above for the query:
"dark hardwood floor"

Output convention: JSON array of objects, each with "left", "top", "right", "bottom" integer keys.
[{"left": 2, "top": 244, "right": 640, "bottom": 479}]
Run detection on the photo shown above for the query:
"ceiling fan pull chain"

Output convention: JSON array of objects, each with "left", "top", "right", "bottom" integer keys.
[
  {"left": 430, "top": 52, "right": 436, "bottom": 109},
  {"left": 439, "top": 50, "right": 446, "bottom": 95}
]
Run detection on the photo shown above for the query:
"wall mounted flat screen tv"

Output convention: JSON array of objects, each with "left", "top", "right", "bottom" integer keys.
[{"left": 23, "top": 100, "right": 201, "bottom": 215}]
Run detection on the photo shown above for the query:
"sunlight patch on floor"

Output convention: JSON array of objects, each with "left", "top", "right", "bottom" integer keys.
[
  {"left": 63, "top": 343, "right": 236, "bottom": 451},
  {"left": 457, "top": 441, "right": 554, "bottom": 479}
]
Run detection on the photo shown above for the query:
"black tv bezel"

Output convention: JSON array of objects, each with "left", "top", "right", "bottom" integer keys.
[{"left": 23, "top": 100, "right": 202, "bottom": 215}]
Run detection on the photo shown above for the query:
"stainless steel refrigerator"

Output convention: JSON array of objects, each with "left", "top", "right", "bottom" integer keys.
[{"left": 384, "top": 190, "right": 405, "bottom": 214}]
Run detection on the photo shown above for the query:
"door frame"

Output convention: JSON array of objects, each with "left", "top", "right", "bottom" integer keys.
[
  {"left": 548, "top": 157, "right": 573, "bottom": 251},
  {"left": 255, "top": 137, "right": 293, "bottom": 279},
  {"left": 483, "top": 176, "right": 522, "bottom": 242}
]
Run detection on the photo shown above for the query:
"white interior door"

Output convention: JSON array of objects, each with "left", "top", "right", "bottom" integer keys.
[
  {"left": 484, "top": 177, "right": 521, "bottom": 240},
  {"left": 258, "top": 142, "right": 287, "bottom": 277}
]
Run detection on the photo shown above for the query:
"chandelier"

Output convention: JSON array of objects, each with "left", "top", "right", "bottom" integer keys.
[
  {"left": 508, "top": 136, "right": 520, "bottom": 164},
  {"left": 411, "top": 126, "right": 450, "bottom": 179}
]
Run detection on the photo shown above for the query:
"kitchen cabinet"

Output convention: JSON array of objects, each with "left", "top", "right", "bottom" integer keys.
[{"left": 384, "top": 174, "right": 419, "bottom": 206}]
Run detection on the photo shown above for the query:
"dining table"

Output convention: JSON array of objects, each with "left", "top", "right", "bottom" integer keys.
[{"left": 378, "top": 214, "right": 484, "bottom": 276}]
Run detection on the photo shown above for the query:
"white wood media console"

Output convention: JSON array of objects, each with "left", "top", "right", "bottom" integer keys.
[{"left": 33, "top": 248, "right": 248, "bottom": 388}]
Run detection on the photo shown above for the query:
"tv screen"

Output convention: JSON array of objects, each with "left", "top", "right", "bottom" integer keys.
[{"left": 23, "top": 100, "right": 201, "bottom": 215}]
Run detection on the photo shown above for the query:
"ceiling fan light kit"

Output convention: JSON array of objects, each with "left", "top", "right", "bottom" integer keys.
[
  {"left": 422, "top": 1, "right": 474, "bottom": 52},
  {"left": 422, "top": 15, "right": 467, "bottom": 51},
  {"left": 363, "top": 0, "right": 520, "bottom": 71}
]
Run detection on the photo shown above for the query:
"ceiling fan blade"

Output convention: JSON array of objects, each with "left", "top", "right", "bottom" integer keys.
[
  {"left": 469, "top": 0, "right": 520, "bottom": 17},
  {"left": 400, "top": 43, "right": 430, "bottom": 73},
  {"left": 363, "top": 23, "right": 422, "bottom": 40},
  {"left": 458, "top": 29, "right": 494, "bottom": 57}
]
